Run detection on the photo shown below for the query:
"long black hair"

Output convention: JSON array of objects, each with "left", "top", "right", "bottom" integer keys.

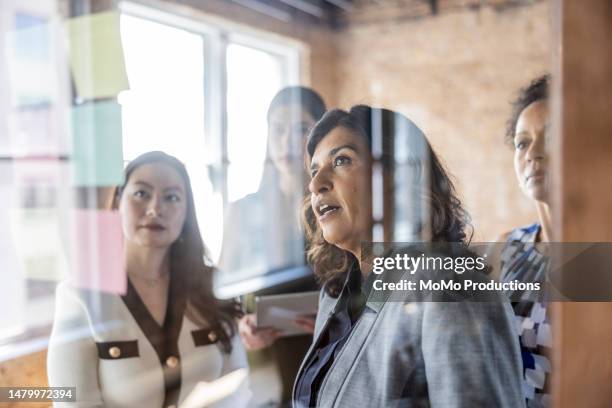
[
  {"left": 260, "top": 86, "right": 327, "bottom": 193},
  {"left": 111, "top": 151, "right": 242, "bottom": 352},
  {"left": 267, "top": 86, "right": 326, "bottom": 123}
]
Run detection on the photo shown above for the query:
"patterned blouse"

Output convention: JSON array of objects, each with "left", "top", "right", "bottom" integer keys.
[{"left": 500, "top": 223, "right": 552, "bottom": 408}]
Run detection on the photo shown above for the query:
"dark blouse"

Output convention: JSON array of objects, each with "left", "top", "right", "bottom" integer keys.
[{"left": 294, "top": 266, "right": 369, "bottom": 408}]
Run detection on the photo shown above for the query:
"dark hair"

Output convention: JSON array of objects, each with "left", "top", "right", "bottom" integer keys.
[
  {"left": 302, "top": 106, "right": 472, "bottom": 296},
  {"left": 111, "top": 151, "right": 242, "bottom": 352},
  {"left": 267, "top": 86, "right": 326, "bottom": 123},
  {"left": 505, "top": 74, "right": 550, "bottom": 145},
  {"left": 261, "top": 86, "right": 327, "bottom": 193}
]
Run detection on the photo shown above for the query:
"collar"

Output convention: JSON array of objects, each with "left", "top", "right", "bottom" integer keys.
[{"left": 338, "top": 263, "right": 387, "bottom": 314}]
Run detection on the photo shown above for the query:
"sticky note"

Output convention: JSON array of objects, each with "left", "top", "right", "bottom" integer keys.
[
  {"left": 9, "top": 208, "right": 69, "bottom": 282},
  {"left": 66, "top": 11, "right": 129, "bottom": 99},
  {"left": 71, "top": 100, "right": 124, "bottom": 186},
  {"left": 69, "top": 209, "right": 126, "bottom": 295}
]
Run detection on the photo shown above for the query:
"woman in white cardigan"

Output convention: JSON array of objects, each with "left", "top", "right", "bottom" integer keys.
[{"left": 48, "top": 151, "right": 250, "bottom": 408}]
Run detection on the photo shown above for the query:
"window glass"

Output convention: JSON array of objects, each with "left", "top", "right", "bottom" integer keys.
[{"left": 218, "top": 43, "right": 302, "bottom": 285}]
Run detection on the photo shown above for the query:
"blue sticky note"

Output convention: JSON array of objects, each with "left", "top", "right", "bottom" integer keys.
[{"left": 71, "top": 101, "right": 124, "bottom": 186}]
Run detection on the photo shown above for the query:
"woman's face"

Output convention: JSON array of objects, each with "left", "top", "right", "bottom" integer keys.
[
  {"left": 119, "top": 162, "right": 188, "bottom": 250},
  {"left": 268, "top": 103, "right": 316, "bottom": 175},
  {"left": 309, "top": 126, "right": 372, "bottom": 255},
  {"left": 513, "top": 100, "right": 549, "bottom": 203}
]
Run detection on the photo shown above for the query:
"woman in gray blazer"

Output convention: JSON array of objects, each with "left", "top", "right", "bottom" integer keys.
[
  {"left": 48, "top": 151, "right": 249, "bottom": 407},
  {"left": 294, "top": 106, "right": 525, "bottom": 407}
]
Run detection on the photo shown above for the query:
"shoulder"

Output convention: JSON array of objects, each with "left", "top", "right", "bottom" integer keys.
[
  {"left": 56, "top": 281, "right": 116, "bottom": 303},
  {"left": 226, "top": 191, "right": 262, "bottom": 213},
  {"left": 53, "top": 282, "right": 122, "bottom": 323},
  {"left": 505, "top": 222, "right": 541, "bottom": 243},
  {"left": 494, "top": 222, "right": 540, "bottom": 243},
  {"left": 420, "top": 300, "right": 515, "bottom": 340},
  {"left": 494, "top": 231, "right": 512, "bottom": 243},
  {"left": 54, "top": 282, "right": 88, "bottom": 308}
]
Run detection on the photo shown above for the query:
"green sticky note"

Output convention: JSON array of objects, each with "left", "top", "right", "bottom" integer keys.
[
  {"left": 71, "top": 100, "right": 124, "bottom": 186},
  {"left": 66, "top": 11, "right": 129, "bottom": 99}
]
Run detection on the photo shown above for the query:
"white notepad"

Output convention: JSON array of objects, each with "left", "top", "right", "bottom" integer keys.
[{"left": 255, "top": 291, "right": 319, "bottom": 337}]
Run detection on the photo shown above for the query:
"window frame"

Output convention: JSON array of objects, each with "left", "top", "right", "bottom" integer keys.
[
  {"left": 119, "top": 0, "right": 302, "bottom": 206},
  {"left": 0, "top": 0, "right": 307, "bottom": 356}
]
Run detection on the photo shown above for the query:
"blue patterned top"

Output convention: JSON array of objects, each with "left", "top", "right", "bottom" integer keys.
[{"left": 500, "top": 223, "right": 551, "bottom": 408}]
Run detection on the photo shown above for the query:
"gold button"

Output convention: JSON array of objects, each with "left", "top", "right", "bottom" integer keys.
[
  {"left": 109, "top": 346, "right": 121, "bottom": 358},
  {"left": 166, "top": 356, "right": 179, "bottom": 368},
  {"left": 208, "top": 331, "right": 217, "bottom": 342}
]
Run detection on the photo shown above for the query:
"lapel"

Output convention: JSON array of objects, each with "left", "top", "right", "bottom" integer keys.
[
  {"left": 292, "top": 266, "right": 396, "bottom": 406},
  {"left": 293, "top": 289, "right": 342, "bottom": 381},
  {"left": 317, "top": 287, "right": 390, "bottom": 407},
  {"left": 121, "top": 276, "right": 187, "bottom": 407}
]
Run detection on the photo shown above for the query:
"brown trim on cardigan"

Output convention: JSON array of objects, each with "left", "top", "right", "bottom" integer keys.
[
  {"left": 191, "top": 327, "right": 219, "bottom": 347},
  {"left": 121, "top": 277, "right": 186, "bottom": 408},
  {"left": 96, "top": 340, "right": 139, "bottom": 359}
]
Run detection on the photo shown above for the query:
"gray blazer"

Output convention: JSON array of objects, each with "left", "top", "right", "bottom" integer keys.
[{"left": 292, "top": 280, "right": 525, "bottom": 407}]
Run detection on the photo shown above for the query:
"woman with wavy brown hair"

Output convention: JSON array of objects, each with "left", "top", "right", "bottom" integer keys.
[{"left": 293, "top": 105, "right": 524, "bottom": 407}]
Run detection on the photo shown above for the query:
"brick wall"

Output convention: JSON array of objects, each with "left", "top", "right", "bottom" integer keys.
[
  {"left": 1, "top": 0, "right": 551, "bottom": 394},
  {"left": 331, "top": 2, "right": 550, "bottom": 240},
  {"left": 174, "top": 0, "right": 551, "bottom": 240}
]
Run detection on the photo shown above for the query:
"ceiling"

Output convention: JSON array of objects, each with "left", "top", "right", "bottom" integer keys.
[{"left": 229, "top": 0, "right": 542, "bottom": 29}]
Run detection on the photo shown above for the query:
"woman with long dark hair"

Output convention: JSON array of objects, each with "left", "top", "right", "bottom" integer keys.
[
  {"left": 294, "top": 105, "right": 524, "bottom": 407},
  {"left": 219, "top": 86, "right": 326, "bottom": 405},
  {"left": 48, "top": 151, "right": 248, "bottom": 407},
  {"left": 224, "top": 86, "right": 327, "bottom": 350},
  {"left": 218, "top": 86, "right": 326, "bottom": 288}
]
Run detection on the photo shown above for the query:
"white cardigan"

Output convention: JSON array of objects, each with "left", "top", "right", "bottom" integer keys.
[{"left": 47, "top": 281, "right": 250, "bottom": 408}]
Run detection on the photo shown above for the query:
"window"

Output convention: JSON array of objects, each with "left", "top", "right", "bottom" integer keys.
[
  {"left": 0, "top": 0, "right": 73, "bottom": 357},
  {"left": 0, "top": 1, "right": 303, "bottom": 355},
  {"left": 118, "top": 3, "right": 303, "bottom": 292}
]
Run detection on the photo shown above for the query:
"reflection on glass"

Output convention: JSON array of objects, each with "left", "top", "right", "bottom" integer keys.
[
  {"left": 226, "top": 43, "right": 283, "bottom": 203},
  {"left": 119, "top": 14, "right": 223, "bottom": 257}
]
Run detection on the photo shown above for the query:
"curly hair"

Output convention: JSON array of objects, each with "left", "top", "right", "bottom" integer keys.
[
  {"left": 505, "top": 74, "right": 550, "bottom": 145},
  {"left": 301, "top": 106, "right": 472, "bottom": 296}
]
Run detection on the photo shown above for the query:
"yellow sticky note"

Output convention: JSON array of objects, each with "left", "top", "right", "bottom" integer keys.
[{"left": 66, "top": 11, "right": 129, "bottom": 99}]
